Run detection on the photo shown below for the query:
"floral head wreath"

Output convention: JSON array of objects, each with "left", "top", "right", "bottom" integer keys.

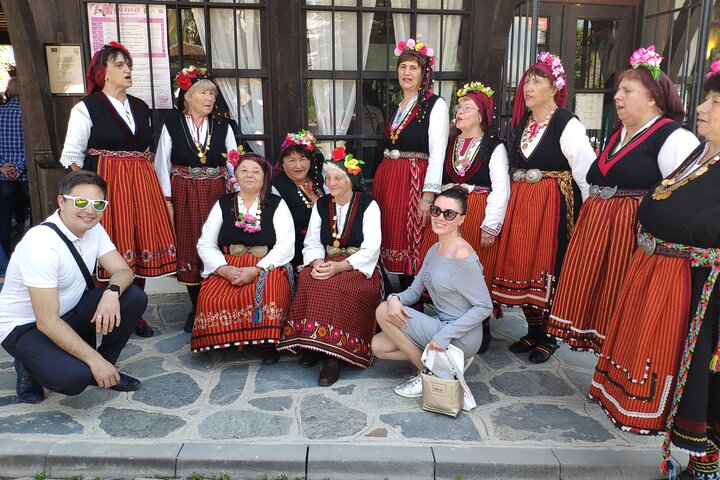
[
  {"left": 330, "top": 146, "right": 364, "bottom": 176},
  {"left": 456, "top": 81, "right": 494, "bottom": 99},
  {"left": 536, "top": 52, "right": 566, "bottom": 90},
  {"left": 175, "top": 65, "right": 209, "bottom": 91},
  {"left": 394, "top": 38, "right": 435, "bottom": 67},
  {"left": 629, "top": 45, "right": 663, "bottom": 80},
  {"left": 281, "top": 129, "right": 317, "bottom": 152},
  {"left": 707, "top": 59, "right": 720, "bottom": 78}
]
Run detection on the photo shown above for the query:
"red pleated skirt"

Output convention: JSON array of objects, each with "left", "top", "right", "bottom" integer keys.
[
  {"left": 372, "top": 157, "right": 428, "bottom": 275},
  {"left": 191, "top": 253, "right": 292, "bottom": 352},
  {"left": 589, "top": 250, "right": 691, "bottom": 433},
  {"left": 171, "top": 174, "right": 226, "bottom": 284},
  {"left": 548, "top": 196, "right": 640, "bottom": 353},
  {"left": 277, "top": 256, "right": 382, "bottom": 368},
  {"left": 97, "top": 154, "right": 177, "bottom": 279},
  {"left": 491, "top": 178, "right": 560, "bottom": 311}
]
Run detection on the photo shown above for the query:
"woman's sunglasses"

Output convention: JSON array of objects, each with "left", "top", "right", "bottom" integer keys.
[
  {"left": 429, "top": 205, "right": 463, "bottom": 221},
  {"left": 62, "top": 195, "right": 109, "bottom": 212}
]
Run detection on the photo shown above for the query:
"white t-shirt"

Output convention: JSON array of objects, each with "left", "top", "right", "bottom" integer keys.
[{"left": 0, "top": 210, "right": 116, "bottom": 343}]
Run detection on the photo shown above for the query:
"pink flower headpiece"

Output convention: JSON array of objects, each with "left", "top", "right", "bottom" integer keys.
[
  {"left": 281, "top": 129, "right": 316, "bottom": 152},
  {"left": 394, "top": 38, "right": 435, "bottom": 67},
  {"left": 536, "top": 52, "right": 566, "bottom": 91},
  {"left": 223, "top": 145, "right": 246, "bottom": 178},
  {"left": 707, "top": 59, "right": 720, "bottom": 78},
  {"left": 629, "top": 45, "right": 664, "bottom": 80}
]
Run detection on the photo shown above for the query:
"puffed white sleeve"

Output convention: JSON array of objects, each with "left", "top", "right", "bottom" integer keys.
[
  {"left": 257, "top": 199, "right": 295, "bottom": 270},
  {"left": 423, "top": 97, "right": 450, "bottom": 193},
  {"left": 481, "top": 143, "right": 511, "bottom": 236},
  {"left": 154, "top": 125, "right": 173, "bottom": 198},
  {"left": 302, "top": 203, "right": 325, "bottom": 266},
  {"left": 59, "top": 102, "right": 92, "bottom": 169},
  {"left": 346, "top": 200, "right": 382, "bottom": 277},
  {"left": 559, "top": 117, "right": 596, "bottom": 201},
  {"left": 198, "top": 201, "right": 228, "bottom": 277},
  {"left": 657, "top": 128, "right": 700, "bottom": 177}
]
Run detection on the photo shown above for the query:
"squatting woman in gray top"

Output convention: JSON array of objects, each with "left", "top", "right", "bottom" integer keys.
[{"left": 372, "top": 186, "right": 493, "bottom": 398}]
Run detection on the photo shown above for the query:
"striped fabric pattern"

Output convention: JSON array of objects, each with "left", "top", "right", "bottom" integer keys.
[
  {"left": 191, "top": 253, "right": 292, "bottom": 352},
  {"left": 373, "top": 157, "right": 428, "bottom": 275},
  {"left": 589, "top": 250, "right": 691, "bottom": 433},
  {"left": 491, "top": 178, "right": 560, "bottom": 311},
  {"left": 171, "top": 174, "right": 226, "bottom": 284},
  {"left": 96, "top": 154, "right": 177, "bottom": 279},
  {"left": 548, "top": 196, "right": 640, "bottom": 353},
  {"left": 418, "top": 190, "right": 498, "bottom": 291}
]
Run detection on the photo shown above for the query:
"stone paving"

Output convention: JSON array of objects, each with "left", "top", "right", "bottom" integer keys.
[{"left": 0, "top": 293, "right": 673, "bottom": 479}]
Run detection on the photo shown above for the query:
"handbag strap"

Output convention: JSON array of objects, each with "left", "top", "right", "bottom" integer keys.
[{"left": 42, "top": 222, "right": 95, "bottom": 291}]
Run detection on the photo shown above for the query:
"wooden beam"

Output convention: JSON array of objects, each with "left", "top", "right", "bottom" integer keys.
[{"left": 0, "top": 0, "right": 61, "bottom": 222}]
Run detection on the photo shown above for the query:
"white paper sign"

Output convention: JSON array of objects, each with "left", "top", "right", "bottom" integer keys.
[
  {"left": 87, "top": 3, "right": 172, "bottom": 109},
  {"left": 574, "top": 93, "right": 604, "bottom": 130}
]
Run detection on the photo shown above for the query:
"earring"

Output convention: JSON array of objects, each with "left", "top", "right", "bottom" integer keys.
[{"left": 105, "top": 77, "right": 109, "bottom": 81}]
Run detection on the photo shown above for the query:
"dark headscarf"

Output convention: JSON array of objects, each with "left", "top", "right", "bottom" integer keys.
[{"left": 85, "top": 42, "right": 132, "bottom": 94}]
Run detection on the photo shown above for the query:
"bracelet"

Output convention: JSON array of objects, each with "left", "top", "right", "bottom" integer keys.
[{"left": 421, "top": 196, "right": 433, "bottom": 204}]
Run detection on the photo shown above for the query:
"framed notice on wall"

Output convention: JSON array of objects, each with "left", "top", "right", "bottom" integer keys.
[
  {"left": 87, "top": 3, "right": 173, "bottom": 109},
  {"left": 45, "top": 44, "right": 85, "bottom": 95}
]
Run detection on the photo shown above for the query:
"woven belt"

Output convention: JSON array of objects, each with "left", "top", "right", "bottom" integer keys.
[
  {"left": 589, "top": 185, "right": 647, "bottom": 200},
  {"left": 513, "top": 169, "right": 575, "bottom": 238},
  {"left": 441, "top": 183, "right": 491, "bottom": 194},
  {"left": 383, "top": 149, "right": 430, "bottom": 160},
  {"left": 326, "top": 245, "right": 360, "bottom": 257},
  {"left": 88, "top": 149, "right": 153, "bottom": 160},
  {"left": 221, "top": 244, "right": 268, "bottom": 258},
  {"left": 172, "top": 165, "right": 226, "bottom": 180}
]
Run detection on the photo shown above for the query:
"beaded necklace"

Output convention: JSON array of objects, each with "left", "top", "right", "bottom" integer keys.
[
  {"left": 330, "top": 195, "right": 355, "bottom": 247},
  {"left": 182, "top": 115, "right": 213, "bottom": 165},
  {"left": 389, "top": 96, "right": 417, "bottom": 144},
  {"left": 295, "top": 179, "right": 315, "bottom": 209},
  {"left": 452, "top": 136, "right": 483, "bottom": 177},
  {"left": 652, "top": 147, "right": 720, "bottom": 200},
  {"left": 521, "top": 106, "right": 557, "bottom": 151},
  {"left": 233, "top": 194, "right": 262, "bottom": 233}
]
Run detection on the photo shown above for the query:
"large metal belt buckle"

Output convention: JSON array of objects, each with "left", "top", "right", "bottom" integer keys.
[
  {"left": 589, "top": 185, "right": 600, "bottom": 197},
  {"left": 513, "top": 168, "right": 542, "bottom": 184},
  {"left": 326, "top": 245, "right": 360, "bottom": 257},
  {"left": 205, "top": 167, "right": 220, "bottom": 178},
  {"left": 188, "top": 167, "right": 204, "bottom": 178},
  {"left": 600, "top": 185, "right": 617, "bottom": 200},
  {"left": 229, "top": 244, "right": 268, "bottom": 258},
  {"left": 636, "top": 232, "right": 656, "bottom": 256},
  {"left": 383, "top": 149, "right": 401, "bottom": 160}
]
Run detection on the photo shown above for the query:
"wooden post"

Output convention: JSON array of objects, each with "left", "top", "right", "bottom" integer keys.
[
  {"left": 471, "top": 0, "right": 515, "bottom": 95},
  {"left": 1, "top": 0, "right": 62, "bottom": 222}
]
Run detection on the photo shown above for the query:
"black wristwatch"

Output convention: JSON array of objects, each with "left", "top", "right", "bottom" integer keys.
[{"left": 106, "top": 284, "right": 121, "bottom": 295}]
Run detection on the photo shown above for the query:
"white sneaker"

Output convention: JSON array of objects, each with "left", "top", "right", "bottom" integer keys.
[{"left": 394, "top": 373, "right": 423, "bottom": 398}]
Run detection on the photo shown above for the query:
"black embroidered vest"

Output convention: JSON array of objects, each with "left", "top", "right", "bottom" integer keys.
[
  {"left": 317, "top": 193, "right": 374, "bottom": 249},
  {"left": 164, "top": 112, "right": 231, "bottom": 168},
  {"left": 217, "top": 193, "right": 281, "bottom": 248},
  {"left": 442, "top": 135, "right": 505, "bottom": 186},
  {"left": 510, "top": 108, "right": 574, "bottom": 171}
]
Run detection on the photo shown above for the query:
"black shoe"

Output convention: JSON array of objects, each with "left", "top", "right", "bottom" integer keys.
[
  {"left": 318, "top": 357, "right": 341, "bottom": 387},
  {"left": 183, "top": 312, "right": 195, "bottom": 333},
  {"left": 260, "top": 348, "right": 280, "bottom": 365},
  {"left": 111, "top": 373, "right": 141, "bottom": 392},
  {"left": 508, "top": 335, "right": 535, "bottom": 353},
  {"left": 298, "top": 350, "right": 322, "bottom": 368},
  {"left": 478, "top": 318, "right": 492, "bottom": 355},
  {"left": 528, "top": 342, "right": 559, "bottom": 364},
  {"left": 134, "top": 319, "right": 154, "bottom": 338},
  {"left": 15, "top": 359, "right": 44, "bottom": 404}
]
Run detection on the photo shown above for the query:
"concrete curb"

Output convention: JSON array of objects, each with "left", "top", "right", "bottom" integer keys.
[{"left": 0, "top": 440, "right": 672, "bottom": 479}]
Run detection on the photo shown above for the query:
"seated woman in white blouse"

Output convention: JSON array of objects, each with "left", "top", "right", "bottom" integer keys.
[
  {"left": 191, "top": 152, "right": 295, "bottom": 366},
  {"left": 278, "top": 148, "right": 383, "bottom": 387}
]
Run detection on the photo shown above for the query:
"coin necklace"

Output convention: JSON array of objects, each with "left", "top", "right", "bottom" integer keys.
[
  {"left": 521, "top": 106, "right": 556, "bottom": 151},
  {"left": 652, "top": 148, "right": 720, "bottom": 200},
  {"left": 183, "top": 115, "right": 213, "bottom": 165},
  {"left": 453, "top": 136, "right": 483, "bottom": 177},
  {"left": 296, "top": 179, "right": 314, "bottom": 209},
  {"left": 330, "top": 195, "right": 354, "bottom": 247}
]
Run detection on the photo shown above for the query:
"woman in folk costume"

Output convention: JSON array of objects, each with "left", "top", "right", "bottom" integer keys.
[
  {"left": 59, "top": 42, "right": 176, "bottom": 338},
  {"left": 154, "top": 66, "right": 238, "bottom": 333},
  {"left": 192, "top": 152, "right": 295, "bottom": 365},
  {"left": 372, "top": 38, "right": 449, "bottom": 281},
  {"left": 417, "top": 81, "right": 510, "bottom": 354},
  {"left": 271, "top": 130, "right": 325, "bottom": 269},
  {"left": 589, "top": 61, "right": 720, "bottom": 480},
  {"left": 490, "top": 52, "right": 595, "bottom": 363},
  {"left": 548, "top": 47, "right": 698, "bottom": 353},
  {"left": 278, "top": 148, "right": 382, "bottom": 386}
]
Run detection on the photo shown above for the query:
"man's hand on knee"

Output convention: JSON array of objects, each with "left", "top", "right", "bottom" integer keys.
[{"left": 91, "top": 290, "right": 122, "bottom": 334}]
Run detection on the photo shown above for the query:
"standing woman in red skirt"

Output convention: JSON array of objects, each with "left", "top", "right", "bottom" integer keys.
[
  {"left": 548, "top": 47, "right": 698, "bottom": 353},
  {"left": 192, "top": 152, "right": 295, "bottom": 365},
  {"left": 154, "top": 66, "right": 238, "bottom": 333},
  {"left": 60, "top": 42, "right": 176, "bottom": 338},
  {"left": 278, "top": 148, "right": 382, "bottom": 386},
  {"left": 373, "top": 38, "right": 449, "bottom": 281},
  {"left": 417, "top": 82, "right": 510, "bottom": 353},
  {"left": 589, "top": 62, "right": 720, "bottom": 480},
  {"left": 491, "top": 52, "right": 595, "bottom": 363}
]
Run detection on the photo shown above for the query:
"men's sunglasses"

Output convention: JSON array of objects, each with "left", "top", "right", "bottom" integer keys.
[
  {"left": 429, "top": 205, "right": 463, "bottom": 221},
  {"left": 62, "top": 195, "right": 109, "bottom": 212}
]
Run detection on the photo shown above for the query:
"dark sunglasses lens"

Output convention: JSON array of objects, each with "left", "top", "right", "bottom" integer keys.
[
  {"left": 429, "top": 206, "right": 441, "bottom": 217},
  {"left": 443, "top": 210, "right": 458, "bottom": 221}
]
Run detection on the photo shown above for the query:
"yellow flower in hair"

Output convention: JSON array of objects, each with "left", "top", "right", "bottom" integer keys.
[
  {"left": 415, "top": 42, "right": 424, "bottom": 51},
  {"left": 343, "top": 154, "right": 364, "bottom": 175}
]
